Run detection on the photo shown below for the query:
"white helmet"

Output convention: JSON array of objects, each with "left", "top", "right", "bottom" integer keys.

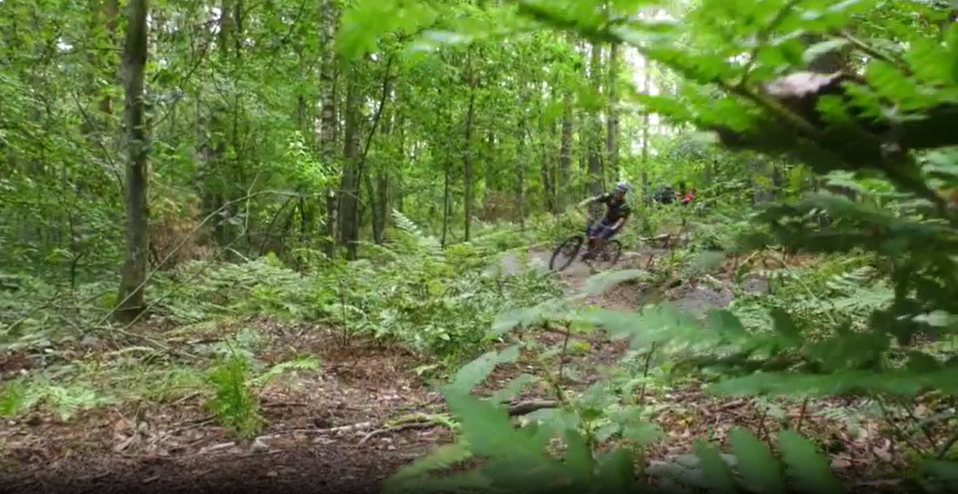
[{"left": 615, "top": 181, "right": 631, "bottom": 193}]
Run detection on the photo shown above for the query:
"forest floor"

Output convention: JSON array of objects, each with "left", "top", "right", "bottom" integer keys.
[{"left": 0, "top": 246, "right": 902, "bottom": 494}]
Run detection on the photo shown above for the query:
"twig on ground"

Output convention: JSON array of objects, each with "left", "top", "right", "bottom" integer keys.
[
  {"left": 638, "top": 343, "right": 658, "bottom": 405},
  {"left": 753, "top": 400, "right": 772, "bottom": 445},
  {"left": 506, "top": 399, "right": 558, "bottom": 416},
  {"left": 876, "top": 398, "right": 931, "bottom": 457},
  {"left": 261, "top": 402, "right": 307, "bottom": 408},
  {"left": 894, "top": 395, "right": 938, "bottom": 452},
  {"left": 796, "top": 396, "right": 810, "bottom": 434},
  {"left": 359, "top": 420, "right": 441, "bottom": 445}
]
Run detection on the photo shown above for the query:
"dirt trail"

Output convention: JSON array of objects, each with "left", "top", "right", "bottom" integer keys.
[
  {"left": 2, "top": 247, "right": 890, "bottom": 493},
  {"left": 493, "top": 247, "right": 660, "bottom": 303}
]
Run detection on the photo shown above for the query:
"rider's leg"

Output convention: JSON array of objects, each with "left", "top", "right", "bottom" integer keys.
[
  {"left": 581, "top": 223, "right": 595, "bottom": 260},
  {"left": 594, "top": 221, "right": 618, "bottom": 258},
  {"left": 584, "top": 221, "right": 611, "bottom": 260},
  {"left": 584, "top": 223, "right": 596, "bottom": 248}
]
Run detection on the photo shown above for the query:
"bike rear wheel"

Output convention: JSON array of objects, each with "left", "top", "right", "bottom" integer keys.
[
  {"left": 549, "top": 235, "right": 584, "bottom": 272},
  {"left": 591, "top": 239, "right": 623, "bottom": 271}
]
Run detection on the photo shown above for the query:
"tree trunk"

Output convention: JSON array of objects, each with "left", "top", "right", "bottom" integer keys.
[
  {"left": 371, "top": 94, "right": 394, "bottom": 245},
  {"left": 606, "top": 42, "right": 619, "bottom": 183},
  {"left": 516, "top": 103, "right": 527, "bottom": 230},
  {"left": 319, "top": 0, "right": 338, "bottom": 257},
  {"left": 339, "top": 65, "right": 362, "bottom": 260},
  {"left": 539, "top": 80, "right": 556, "bottom": 213},
  {"left": 640, "top": 53, "right": 651, "bottom": 203},
  {"left": 115, "top": 0, "right": 150, "bottom": 323},
  {"left": 373, "top": 172, "right": 388, "bottom": 243},
  {"left": 441, "top": 158, "right": 451, "bottom": 247},
  {"left": 558, "top": 85, "right": 573, "bottom": 211},
  {"left": 463, "top": 51, "right": 477, "bottom": 242},
  {"left": 586, "top": 42, "right": 604, "bottom": 213},
  {"left": 482, "top": 131, "right": 497, "bottom": 220},
  {"left": 394, "top": 111, "right": 406, "bottom": 214}
]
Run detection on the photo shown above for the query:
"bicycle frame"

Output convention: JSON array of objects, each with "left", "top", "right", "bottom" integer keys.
[{"left": 584, "top": 218, "right": 615, "bottom": 256}]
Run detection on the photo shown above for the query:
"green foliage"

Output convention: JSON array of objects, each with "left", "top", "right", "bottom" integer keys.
[
  {"left": 205, "top": 347, "right": 319, "bottom": 439},
  {"left": 8, "top": 0, "right": 958, "bottom": 487},
  {"left": 378, "top": 0, "right": 958, "bottom": 490},
  {"left": 206, "top": 355, "right": 263, "bottom": 439},
  {"left": 0, "top": 377, "right": 115, "bottom": 422},
  {"left": 333, "top": 212, "right": 561, "bottom": 359},
  {"left": 386, "top": 336, "right": 857, "bottom": 494},
  {"left": 138, "top": 211, "right": 559, "bottom": 362}
]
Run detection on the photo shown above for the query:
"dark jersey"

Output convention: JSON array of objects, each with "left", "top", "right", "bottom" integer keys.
[
  {"left": 653, "top": 186, "right": 675, "bottom": 204},
  {"left": 595, "top": 193, "right": 632, "bottom": 223}
]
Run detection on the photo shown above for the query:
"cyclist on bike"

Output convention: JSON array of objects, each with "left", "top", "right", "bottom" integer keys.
[{"left": 576, "top": 181, "right": 632, "bottom": 260}]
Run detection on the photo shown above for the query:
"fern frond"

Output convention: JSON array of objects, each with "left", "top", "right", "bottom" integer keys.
[
  {"left": 391, "top": 209, "right": 442, "bottom": 256},
  {"left": 826, "top": 266, "right": 878, "bottom": 294}
]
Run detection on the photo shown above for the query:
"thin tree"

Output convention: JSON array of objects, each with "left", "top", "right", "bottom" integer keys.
[{"left": 114, "top": 0, "right": 150, "bottom": 323}]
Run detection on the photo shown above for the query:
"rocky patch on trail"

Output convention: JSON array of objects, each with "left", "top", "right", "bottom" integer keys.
[{"left": 668, "top": 283, "right": 736, "bottom": 318}]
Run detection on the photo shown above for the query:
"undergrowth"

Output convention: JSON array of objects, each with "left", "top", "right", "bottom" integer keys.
[
  {"left": 0, "top": 211, "right": 559, "bottom": 434},
  {"left": 381, "top": 0, "right": 958, "bottom": 490}
]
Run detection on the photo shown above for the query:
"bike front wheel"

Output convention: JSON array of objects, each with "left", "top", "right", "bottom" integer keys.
[{"left": 549, "top": 235, "right": 584, "bottom": 272}]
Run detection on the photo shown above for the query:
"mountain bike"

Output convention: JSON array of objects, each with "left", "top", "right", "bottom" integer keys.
[{"left": 548, "top": 217, "right": 623, "bottom": 272}]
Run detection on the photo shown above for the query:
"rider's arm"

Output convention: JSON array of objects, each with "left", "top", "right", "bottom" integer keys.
[
  {"left": 611, "top": 206, "right": 632, "bottom": 231},
  {"left": 576, "top": 195, "right": 603, "bottom": 211}
]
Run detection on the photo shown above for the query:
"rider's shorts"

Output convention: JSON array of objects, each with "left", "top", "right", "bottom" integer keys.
[{"left": 586, "top": 219, "right": 618, "bottom": 239}]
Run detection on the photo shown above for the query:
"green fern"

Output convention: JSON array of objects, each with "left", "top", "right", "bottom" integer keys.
[
  {"left": 249, "top": 356, "right": 320, "bottom": 388},
  {"left": 391, "top": 209, "right": 442, "bottom": 254},
  {"left": 206, "top": 355, "right": 262, "bottom": 439}
]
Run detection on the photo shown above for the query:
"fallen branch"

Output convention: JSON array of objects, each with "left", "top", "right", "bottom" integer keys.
[
  {"left": 257, "top": 420, "right": 378, "bottom": 441},
  {"left": 506, "top": 399, "right": 558, "bottom": 416},
  {"left": 359, "top": 420, "right": 443, "bottom": 445}
]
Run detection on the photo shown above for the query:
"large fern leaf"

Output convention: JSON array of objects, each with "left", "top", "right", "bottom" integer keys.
[{"left": 391, "top": 209, "right": 443, "bottom": 256}]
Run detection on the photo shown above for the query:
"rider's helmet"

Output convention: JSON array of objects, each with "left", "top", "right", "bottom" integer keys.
[{"left": 615, "top": 181, "right": 631, "bottom": 194}]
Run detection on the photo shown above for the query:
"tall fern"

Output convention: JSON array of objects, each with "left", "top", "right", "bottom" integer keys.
[{"left": 391, "top": 209, "right": 443, "bottom": 257}]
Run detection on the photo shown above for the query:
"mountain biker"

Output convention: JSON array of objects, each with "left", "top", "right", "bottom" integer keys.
[
  {"left": 653, "top": 184, "right": 675, "bottom": 205},
  {"left": 576, "top": 181, "right": 632, "bottom": 260}
]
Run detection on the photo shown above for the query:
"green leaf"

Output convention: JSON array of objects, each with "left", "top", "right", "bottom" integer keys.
[
  {"left": 562, "top": 428, "right": 594, "bottom": 486},
  {"left": 906, "top": 351, "right": 941, "bottom": 373},
  {"left": 946, "top": 23, "right": 958, "bottom": 85},
  {"left": 383, "top": 442, "right": 474, "bottom": 493},
  {"left": 620, "top": 421, "right": 665, "bottom": 446},
  {"left": 596, "top": 449, "right": 636, "bottom": 494},
  {"left": 770, "top": 308, "right": 801, "bottom": 348},
  {"left": 706, "top": 309, "right": 749, "bottom": 341},
  {"left": 490, "top": 374, "right": 537, "bottom": 403},
  {"left": 447, "top": 350, "right": 499, "bottom": 394},
  {"left": 444, "top": 391, "right": 539, "bottom": 460},
  {"left": 777, "top": 431, "right": 845, "bottom": 494},
  {"left": 923, "top": 460, "right": 958, "bottom": 488},
  {"left": 729, "top": 427, "right": 785, "bottom": 494},
  {"left": 693, "top": 439, "right": 737, "bottom": 494},
  {"left": 497, "top": 344, "right": 522, "bottom": 363}
]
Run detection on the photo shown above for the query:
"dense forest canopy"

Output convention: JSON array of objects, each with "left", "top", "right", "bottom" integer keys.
[{"left": 2, "top": 0, "right": 958, "bottom": 491}]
